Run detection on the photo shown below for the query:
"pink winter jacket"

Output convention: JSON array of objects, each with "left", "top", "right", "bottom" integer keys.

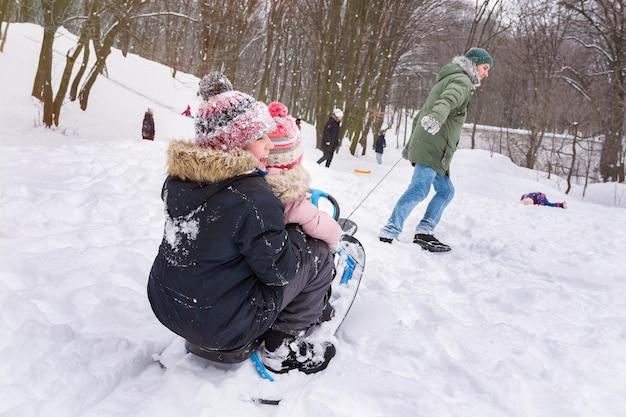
[{"left": 265, "top": 165, "right": 343, "bottom": 247}]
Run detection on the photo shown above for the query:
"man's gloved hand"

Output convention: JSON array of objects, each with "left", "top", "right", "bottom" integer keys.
[
  {"left": 421, "top": 115, "right": 441, "bottom": 135},
  {"left": 401, "top": 144, "right": 409, "bottom": 160}
]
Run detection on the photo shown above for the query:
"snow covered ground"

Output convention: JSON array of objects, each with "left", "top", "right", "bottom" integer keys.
[{"left": 2, "top": 23, "right": 626, "bottom": 417}]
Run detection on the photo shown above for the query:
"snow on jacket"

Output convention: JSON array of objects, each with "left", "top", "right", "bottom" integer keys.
[
  {"left": 266, "top": 164, "right": 343, "bottom": 247},
  {"left": 407, "top": 56, "right": 481, "bottom": 175},
  {"left": 147, "top": 140, "right": 307, "bottom": 350}
]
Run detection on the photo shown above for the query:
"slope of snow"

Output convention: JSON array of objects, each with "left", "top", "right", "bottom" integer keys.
[{"left": 2, "top": 23, "right": 625, "bottom": 417}]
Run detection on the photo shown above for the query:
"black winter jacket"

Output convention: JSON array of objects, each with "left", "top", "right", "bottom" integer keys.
[
  {"left": 321, "top": 116, "right": 341, "bottom": 151},
  {"left": 147, "top": 140, "right": 306, "bottom": 350}
]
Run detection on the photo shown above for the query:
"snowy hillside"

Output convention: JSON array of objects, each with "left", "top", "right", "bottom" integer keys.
[{"left": 2, "top": 23, "right": 626, "bottom": 417}]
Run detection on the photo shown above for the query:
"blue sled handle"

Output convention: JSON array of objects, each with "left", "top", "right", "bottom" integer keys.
[
  {"left": 250, "top": 352, "right": 274, "bottom": 382},
  {"left": 339, "top": 252, "right": 356, "bottom": 284},
  {"left": 336, "top": 246, "right": 357, "bottom": 284},
  {"left": 309, "top": 189, "right": 340, "bottom": 220}
]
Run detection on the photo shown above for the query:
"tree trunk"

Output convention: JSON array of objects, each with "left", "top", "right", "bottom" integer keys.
[
  {"left": 70, "top": 3, "right": 99, "bottom": 101},
  {"left": 79, "top": 21, "right": 123, "bottom": 110},
  {"left": 32, "top": 25, "right": 57, "bottom": 127},
  {"left": 566, "top": 124, "right": 578, "bottom": 194},
  {"left": 0, "top": 0, "right": 17, "bottom": 53}
]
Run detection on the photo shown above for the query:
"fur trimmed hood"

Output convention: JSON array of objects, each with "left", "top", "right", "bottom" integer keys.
[
  {"left": 265, "top": 165, "right": 311, "bottom": 205},
  {"left": 167, "top": 140, "right": 258, "bottom": 183},
  {"left": 450, "top": 55, "right": 481, "bottom": 88}
]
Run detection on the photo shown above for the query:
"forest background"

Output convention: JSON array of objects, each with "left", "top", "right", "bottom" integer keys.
[{"left": 0, "top": 0, "right": 624, "bottom": 186}]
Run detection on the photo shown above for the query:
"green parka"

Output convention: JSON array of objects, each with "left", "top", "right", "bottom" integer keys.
[{"left": 406, "top": 56, "right": 481, "bottom": 175}]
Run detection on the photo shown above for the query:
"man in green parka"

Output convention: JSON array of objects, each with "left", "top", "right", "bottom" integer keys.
[{"left": 379, "top": 47, "right": 493, "bottom": 252}]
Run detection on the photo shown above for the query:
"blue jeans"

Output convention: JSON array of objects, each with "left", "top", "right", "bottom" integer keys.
[{"left": 380, "top": 163, "right": 455, "bottom": 239}]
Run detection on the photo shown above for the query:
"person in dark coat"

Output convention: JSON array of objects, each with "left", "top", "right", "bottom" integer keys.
[
  {"left": 316, "top": 109, "right": 343, "bottom": 167},
  {"left": 375, "top": 130, "right": 386, "bottom": 164},
  {"left": 141, "top": 108, "right": 155, "bottom": 140},
  {"left": 147, "top": 72, "right": 336, "bottom": 375}
]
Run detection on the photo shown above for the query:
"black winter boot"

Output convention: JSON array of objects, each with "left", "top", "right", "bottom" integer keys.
[
  {"left": 413, "top": 233, "right": 451, "bottom": 252},
  {"left": 262, "top": 330, "right": 336, "bottom": 374}
]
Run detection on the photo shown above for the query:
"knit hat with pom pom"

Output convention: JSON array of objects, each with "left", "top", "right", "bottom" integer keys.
[
  {"left": 266, "top": 102, "right": 303, "bottom": 170},
  {"left": 194, "top": 71, "right": 275, "bottom": 151}
]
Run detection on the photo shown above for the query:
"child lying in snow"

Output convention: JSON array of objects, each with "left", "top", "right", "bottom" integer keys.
[{"left": 520, "top": 192, "right": 566, "bottom": 208}]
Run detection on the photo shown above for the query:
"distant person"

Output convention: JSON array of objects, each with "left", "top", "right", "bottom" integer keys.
[
  {"left": 316, "top": 108, "right": 343, "bottom": 168},
  {"left": 147, "top": 72, "right": 336, "bottom": 375},
  {"left": 181, "top": 104, "right": 192, "bottom": 118},
  {"left": 375, "top": 130, "right": 386, "bottom": 164},
  {"left": 142, "top": 108, "right": 155, "bottom": 140},
  {"left": 520, "top": 192, "right": 566, "bottom": 208},
  {"left": 295, "top": 117, "right": 302, "bottom": 130},
  {"left": 379, "top": 47, "right": 493, "bottom": 252}
]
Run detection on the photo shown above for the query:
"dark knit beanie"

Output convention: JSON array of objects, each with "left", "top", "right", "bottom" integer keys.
[
  {"left": 194, "top": 71, "right": 275, "bottom": 151},
  {"left": 465, "top": 47, "right": 493, "bottom": 67}
]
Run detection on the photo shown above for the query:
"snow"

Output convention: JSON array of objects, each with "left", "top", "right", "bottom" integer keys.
[{"left": 2, "top": 23, "right": 626, "bottom": 417}]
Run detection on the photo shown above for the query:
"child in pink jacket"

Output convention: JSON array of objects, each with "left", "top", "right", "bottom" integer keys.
[{"left": 264, "top": 102, "right": 343, "bottom": 251}]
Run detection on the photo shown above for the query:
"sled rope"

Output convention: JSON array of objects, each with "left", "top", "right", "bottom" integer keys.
[{"left": 343, "top": 154, "right": 406, "bottom": 221}]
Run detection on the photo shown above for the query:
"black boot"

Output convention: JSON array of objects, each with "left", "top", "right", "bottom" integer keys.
[
  {"left": 413, "top": 233, "right": 451, "bottom": 252},
  {"left": 262, "top": 329, "right": 336, "bottom": 374}
]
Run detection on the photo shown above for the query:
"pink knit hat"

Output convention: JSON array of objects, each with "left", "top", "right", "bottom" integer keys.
[
  {"left": 194, "top": 72, "right": 275, "bottom": 151},
  {"left": 266, "top": 102, "right": 303, "bottom": 170}
]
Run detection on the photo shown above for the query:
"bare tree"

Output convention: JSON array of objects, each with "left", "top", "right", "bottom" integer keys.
[
  {"left": 343, "top": 0, "right": 443, "bottom": 156},
  {"left": 506, "top": 0, "right": 571, "bottom": 169},
  {"left": 464, "top": 0, "right": 509, "bottom": 149},
  {"left": 559, "top": 0, "right": 626, "bottom": 182},
  {"left": 257, "top": 0, "right": 294, "bottom": 103},
  {"left": 50, "top": 0, "right": 101, "bottom": 125},
  {"left": 0, "top": 0, "right": 18, "bottom": 52},
  {"left": 197, "top": 0, "right": 265, "bottom": 84},
  {"left": 77, "top": 0, "right": 151, "bottom": 110},
  {"left": 295, "top": 0, "right": 344, "bottom": 149},
  {"left": 8, "top": 0, "right": 619, "bottom": 187},
  {"left": 297, "top": 0, "right": 447, "bottom": 154},
  {"left": 31, "top": 0, "right": 74, "bottom": 128}
]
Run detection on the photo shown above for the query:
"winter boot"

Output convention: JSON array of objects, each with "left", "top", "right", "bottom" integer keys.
[
  {"left": 413, "top": 233, "right": 451, "bottom": 252},
  {"left": 378, "top": 228, "right": 396, "bottom": 244},
  {"left": 262, "top": 330, "right": 336, "bottom": 374}
]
